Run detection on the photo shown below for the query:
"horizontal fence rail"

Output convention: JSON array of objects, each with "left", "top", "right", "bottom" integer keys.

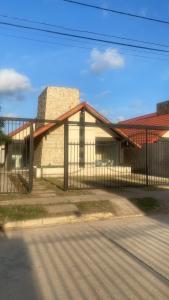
[
  {"left": 67, "top": 124, "right": 169, "bottom": 190},
  {"left": 0, "top": 118, "right": 33, "bottom": 193},
  {"left": 2, "top": 115, "right": 169, "bottom": 130},
  {"left": 1, "top": 116, "right": 169, "bottom": 193}
]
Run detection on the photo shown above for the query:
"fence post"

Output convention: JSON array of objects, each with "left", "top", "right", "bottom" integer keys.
[
  {"left": 64, "top": 120, "right": 69, "bottom": 191},
  {"left": 29, "top": 122, "right": 34, "bottom": 193},
  {"left": 79, "top": 109, "right": 85, "bottom": 168},
  {"left": 145, "top": 129, "right": 149, "bottom": 187}
]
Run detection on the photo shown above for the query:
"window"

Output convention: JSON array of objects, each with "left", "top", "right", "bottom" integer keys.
[{"left": 96, "top": 138, "right": 119, "bottom": 166}]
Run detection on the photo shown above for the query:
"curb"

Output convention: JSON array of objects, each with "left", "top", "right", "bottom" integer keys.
[{"left": 1, "top": 212, "right": 144, "bottom": 231}]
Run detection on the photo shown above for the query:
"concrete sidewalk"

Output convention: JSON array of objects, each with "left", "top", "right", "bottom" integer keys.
[
  {"left": 1, "top": 215, "right": 169, "bottom": 299},
  {"left": 1, "top": 186, "right": 169, "bottom": 216},
  {"left": 1, "top": 179, "right": 169, "bottom": 222}
]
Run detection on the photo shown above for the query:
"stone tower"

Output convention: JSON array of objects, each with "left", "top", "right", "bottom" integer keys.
[
  {"left": 34, "top": 86, "right": 80, "bottom": 169},
  {"left": 37, "top": 86, "right": 80, "bottom": 120}
]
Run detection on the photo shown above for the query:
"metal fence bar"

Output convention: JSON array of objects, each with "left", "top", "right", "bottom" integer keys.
[
  {"left": 1, "top": 116, "right": 169, "bottom": 193},
  {"left": 64, "top": 120, "right": 69, "bottom": 191},
  {"left": 145, "top": 129, "right": 149, "bottom": 187},
  {"left": 67, "top": 125, "right": 169, "bottom": 190},
  {"left": 28, "top": 122, "right": 34, "bottom": 193},
  {"left": 2, "top": 116, "right": 169, "bottom": 131}
]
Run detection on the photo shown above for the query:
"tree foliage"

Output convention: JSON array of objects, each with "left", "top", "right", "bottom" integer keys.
[{"left": 0, "top": 108, "right": 11, "bottom": 145}]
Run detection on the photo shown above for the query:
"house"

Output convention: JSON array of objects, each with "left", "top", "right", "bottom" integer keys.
[
  {"left": 7, "top": 87, "right": 169, "bottom": 182},
  {"left": 33, "top": 87, "right": 132, "bottom": 178},
  {"left": 7, "top": 86, "right": 133, "bottom": 178},
  {"left": 119, "top": 101, "right": 169, "bottom": 177}
]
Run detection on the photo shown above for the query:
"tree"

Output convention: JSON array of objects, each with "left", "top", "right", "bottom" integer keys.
[{"left": 0, "top": 107, "right": 11, "bottom": 145}]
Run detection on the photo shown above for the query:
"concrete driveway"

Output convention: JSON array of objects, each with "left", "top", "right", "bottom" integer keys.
[{"left": 1, "top": 215, "right": 169, "bottom": 300}]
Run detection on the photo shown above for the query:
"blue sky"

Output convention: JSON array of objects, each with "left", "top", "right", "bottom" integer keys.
[{"left": 1, "top": 0, "right": 169, "bottom": 121}]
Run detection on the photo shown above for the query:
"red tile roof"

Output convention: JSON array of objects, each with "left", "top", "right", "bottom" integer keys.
[
  {"left": 83, "top": 103, "right": 140, "bottom": 146},
  {"left": 9, "top": 121, "right": 31, "bottom": 137},
  {"left": 33, "top": 102, "right": 138, "bottom": 146},
  {"left": 120, "top": 112, "right": 169, "bottom": 145},
  {"left": 10, "top": 102, "right": 155, "bottom": 148},
  {"left": 8, "top": 102, "right": 140, "bottom": 147},
  {"left": 33, "top": 102, "right": 86, "bottom": 138}
]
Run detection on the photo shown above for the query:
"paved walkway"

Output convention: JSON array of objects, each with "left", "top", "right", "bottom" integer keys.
[
  {"left": 1, "top": 179, "right": 169, "bottom": 218},
  {"left": 1, "top": 215, "right": 169, "bottom": 299},
  {"left": 1, "top": 179, "right": 169, "bottom": 217}
]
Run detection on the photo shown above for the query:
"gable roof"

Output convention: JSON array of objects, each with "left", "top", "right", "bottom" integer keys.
[
  {"left": 8, "top": 102, "right": 139, "bottom": 147},
  {"left": 33, "top": 102, "right": 136, "bottom": 145},
  {"left": 33, "top": 102, "right": 85, "bottom": 138},
  {"left": 9, "top": 121, "right": 31, "bottom": 137},
  {"left": 120, "top": 112, "right": 169, "bottom": 145}
]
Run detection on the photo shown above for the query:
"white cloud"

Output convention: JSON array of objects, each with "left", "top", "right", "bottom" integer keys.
[
  {"left": 90, "top": 48, "right": 125, "bottom": 74},
  {"left": 0, "top": 68, "right": 31, "bottom": 99}
]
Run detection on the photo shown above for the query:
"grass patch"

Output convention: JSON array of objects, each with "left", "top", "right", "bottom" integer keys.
[
  {"left": 76, "top": 200, "right": 113, "bottom": 215},
  {"left": 130, "top": 197, "right": 160, "bottom": 213},
  {"left": 0, "top": 205, "right": 47, "bottom": 223},
  {"left": 42, "top": 177, "right": 91, "bottom": 195}
]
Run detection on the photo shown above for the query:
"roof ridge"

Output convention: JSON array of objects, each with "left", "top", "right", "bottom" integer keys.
[
  {"left": 33, "top": 102, "right": 87, "bottom": 138},
  {"left": 33, "top": 101, "right": 136, "bottom": 144},
  {"left": 120, "top": 112, "right": 157, "bottom": 123},
  {"left": 85, "top": 102, "right": 110, "bottom": 123}
]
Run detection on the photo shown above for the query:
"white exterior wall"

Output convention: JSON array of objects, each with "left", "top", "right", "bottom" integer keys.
[
  {"left": 34, "top": 110, "right": 120, "bottom": 177},
  {"left": 12, "top": 124, "right": 36, "bottom": 140},
  {"left": 0, "top": 145, "right": 5, "bottom": 164},
  {"left": 33, "top": 86, "right": 123, "bottom": 177}
]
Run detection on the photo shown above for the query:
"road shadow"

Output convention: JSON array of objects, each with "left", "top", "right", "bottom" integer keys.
[
  {"left": 0, "top": 232, "right": 42, "bottom": 300},
  {"left": 24, "top": 224, "right": 169, "bottom": 300}
]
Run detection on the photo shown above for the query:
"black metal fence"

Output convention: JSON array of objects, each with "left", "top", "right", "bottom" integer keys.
[
  {"left": 0, "top": 117, "right": 34, "bottom": 193},
  {"left": 66, "top": 122, "right": 169, "bottom": 190},
  {"left": 1, "top": 116, "right": 169, "bottom": 193}
]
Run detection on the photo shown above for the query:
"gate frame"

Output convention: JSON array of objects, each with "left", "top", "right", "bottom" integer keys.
[
  {"left": 66, "top": 120, "right": 169, "bottom": 190},
  {"left": 2, "top": 115, "right": 169, "bottom": 193},
  {"left": 64, "top": 120, "right": 69, "bottom": 191},
  {"left": 28, "top": 122, "right": 34, "bottom": 193}
]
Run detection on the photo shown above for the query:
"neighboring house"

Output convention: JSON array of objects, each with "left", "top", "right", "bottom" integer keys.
[{"left": 120, "top": 101, "right": 169, "bottom": 177}]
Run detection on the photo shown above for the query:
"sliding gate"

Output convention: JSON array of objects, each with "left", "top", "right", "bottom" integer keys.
[
  {"left": 66, "top": 122, "right": 169, "bottom": 190},
  {"left": 0, "top": 117, "right": 34, "bottom": 193},
  {"left": 2, "top": 117, "right": 169, "bottom": 192}
]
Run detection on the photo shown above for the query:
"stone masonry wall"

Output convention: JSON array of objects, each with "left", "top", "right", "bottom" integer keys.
[
  {"left": 41, "top": 126, "right": 64, "bottom": 166},
  {"left": 36, "top": 110, "right": 116, "bottom": 168},
  {"left": 34, "top": 87, "right": 80, "bottom": 167},
  {"left": 37, "top": 87, "right": 80, "bottom": 120}
]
